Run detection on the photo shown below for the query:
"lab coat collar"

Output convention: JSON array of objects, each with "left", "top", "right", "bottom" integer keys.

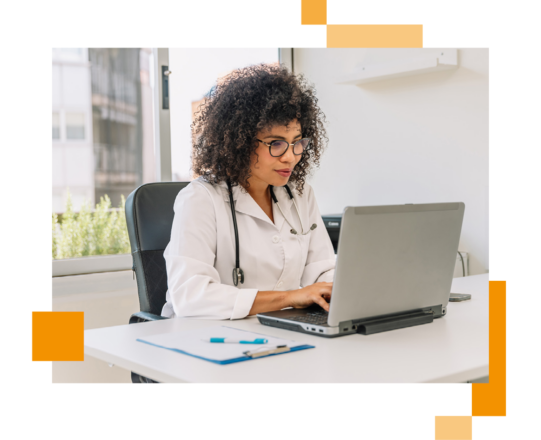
[{"left": 218, "top": 181, "right": 294, "bottom": 231}]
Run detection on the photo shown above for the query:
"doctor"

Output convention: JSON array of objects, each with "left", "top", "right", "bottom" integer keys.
[{"left": 161, "top": 64, "right": 335, "bottom": 320}]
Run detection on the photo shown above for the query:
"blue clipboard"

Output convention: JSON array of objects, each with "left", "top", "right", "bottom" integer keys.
[
  {"left": 136, "top": 326, "right": 315, "bottom": 365},
  {"left": 136, "top": 339, "right": 315, "bottom": 365}
]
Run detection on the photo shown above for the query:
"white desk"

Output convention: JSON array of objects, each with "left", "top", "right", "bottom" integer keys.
[{"left": 84, "top": 274, "right": 488, "bottom": 383}]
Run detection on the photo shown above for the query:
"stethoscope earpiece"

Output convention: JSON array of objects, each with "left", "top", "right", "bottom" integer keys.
[{"left": 291, "top": 224, "right": 316, "bottom": 236}]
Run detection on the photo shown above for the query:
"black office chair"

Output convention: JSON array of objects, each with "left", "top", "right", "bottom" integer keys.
[{"left": 125, "top": 181, "right": 189, "bottom": 383}]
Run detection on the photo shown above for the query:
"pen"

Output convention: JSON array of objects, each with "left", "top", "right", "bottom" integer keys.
[
  {"left": 205, "top": 338, "right": 268, "bottom": 344},
  {"left": 244, "top": 345, "right": 290, "bottom": 358}
]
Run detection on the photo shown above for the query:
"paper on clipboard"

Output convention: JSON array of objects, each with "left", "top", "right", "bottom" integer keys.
[{"left": 137, "top": 326, "right": 314, "bottom": 364}]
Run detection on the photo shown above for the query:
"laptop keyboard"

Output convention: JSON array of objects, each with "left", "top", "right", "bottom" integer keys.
[{"left": 288, "top": 310, "right": 328, "bottom": 325}]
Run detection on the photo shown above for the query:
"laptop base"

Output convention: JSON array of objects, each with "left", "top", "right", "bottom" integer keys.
[
  {"left": 257, "top": 315, "right": 346, "bottom": 338},
  {"left": 257, "top": 305, "right": 441, "bottom": 338}
]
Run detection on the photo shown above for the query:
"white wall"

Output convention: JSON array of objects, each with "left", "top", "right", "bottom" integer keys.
[{"left": 295, "top": 48, "right": 488, "bottom": 275}]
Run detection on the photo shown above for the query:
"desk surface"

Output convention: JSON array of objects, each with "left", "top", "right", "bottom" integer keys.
[{"left": 84, "top": 274, "right": 488, "bottom": 383}]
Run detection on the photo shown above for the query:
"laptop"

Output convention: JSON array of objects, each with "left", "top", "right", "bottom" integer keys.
[{"left": 257, "top": 202, "right": 465, "bottom": 337}]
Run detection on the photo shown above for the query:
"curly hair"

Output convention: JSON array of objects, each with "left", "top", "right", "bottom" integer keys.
[{"left": 191, "top": 63, "right": 328, "bottom": 195}]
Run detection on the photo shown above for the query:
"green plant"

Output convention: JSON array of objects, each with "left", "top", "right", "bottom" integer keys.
[
  {"left": 52, "top": 190, "right": 131, "bottom": 259},
  {"left": 52, "top": 212, "right": 58, "bottom": 259}
]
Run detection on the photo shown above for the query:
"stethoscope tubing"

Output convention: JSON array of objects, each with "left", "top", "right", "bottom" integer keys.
[{"left": 226, "top": 179, "right": 316, "bottom": 286}]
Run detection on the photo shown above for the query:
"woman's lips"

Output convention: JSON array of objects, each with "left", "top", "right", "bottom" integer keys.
[{"left": 275, "top": 170, "right": 291, "bottom": 177}]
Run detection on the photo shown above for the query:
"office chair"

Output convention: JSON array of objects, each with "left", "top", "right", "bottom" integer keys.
[{"left": 125, "top": 181, "right": 189, "bottom": 383}]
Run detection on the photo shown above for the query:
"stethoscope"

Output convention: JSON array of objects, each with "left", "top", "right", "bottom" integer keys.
[{"left": 227, "top": 179, "right": 317, "bottom": 286}]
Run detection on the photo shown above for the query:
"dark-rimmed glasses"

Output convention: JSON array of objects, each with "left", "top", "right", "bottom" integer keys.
[{"left": 256, "top": 138, "right": 311, "bottom": 157}]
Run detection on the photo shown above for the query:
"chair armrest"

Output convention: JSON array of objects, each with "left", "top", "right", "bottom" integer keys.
[{"left": 129, "top": 311, "right": 168, "bottom": 324}]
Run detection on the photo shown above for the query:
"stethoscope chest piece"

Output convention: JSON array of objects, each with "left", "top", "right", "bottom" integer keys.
[{"left": 232, "top": 267, "right": 245, "bottom": 286}]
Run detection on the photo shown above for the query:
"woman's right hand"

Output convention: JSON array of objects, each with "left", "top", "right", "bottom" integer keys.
[{"left": 287, "top": 282, "right": 333, "bottom": 312}]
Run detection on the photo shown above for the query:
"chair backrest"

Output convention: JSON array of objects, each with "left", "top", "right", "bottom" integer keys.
[{"left": 125, "top": 182, "right": 189, "bottom": 315}]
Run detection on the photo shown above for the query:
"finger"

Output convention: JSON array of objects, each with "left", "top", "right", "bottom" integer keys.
[{"left": 313, "top": 296, "right": 330, "bottom": 312}]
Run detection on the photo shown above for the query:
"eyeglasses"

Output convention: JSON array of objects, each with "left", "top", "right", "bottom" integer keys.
[{"left": 256, "top": 138, "right": 311, "bottom": 157}]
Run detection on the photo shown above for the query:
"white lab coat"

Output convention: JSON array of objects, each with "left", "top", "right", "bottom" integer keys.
[{"left": 161, "top": 176, "right": 336, "bottom": 320}]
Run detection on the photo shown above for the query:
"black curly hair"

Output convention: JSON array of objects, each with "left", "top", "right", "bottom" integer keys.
[{"left": 191, "top": 63, "right": 328, "bottom": 195}]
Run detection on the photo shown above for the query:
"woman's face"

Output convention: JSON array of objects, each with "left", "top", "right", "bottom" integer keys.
[{"left": 249, "top": 119, "right": 303, "bottom": 189}]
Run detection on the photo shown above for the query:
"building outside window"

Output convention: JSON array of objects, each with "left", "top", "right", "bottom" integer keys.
[
  {"left": 52, "top": 112, "right": 60, "bottom": 140},
  {"left": 65, "top": 112, "right": 86, "bottom": 140},
  {"left": 89, "top": 48, "right": 154, "bottom": 209},
  {"left": 52, "top": 48, "right": 155, "bottom": 260}
]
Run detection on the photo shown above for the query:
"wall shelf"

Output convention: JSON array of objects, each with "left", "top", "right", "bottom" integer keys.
[{"left": 336, "top": 49, "right": 458, "bottom": 85}]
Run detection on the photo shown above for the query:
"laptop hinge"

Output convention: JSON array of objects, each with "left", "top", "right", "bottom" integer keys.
[{"left": 355, "top": 310, "right": 434, "bottom": 335}]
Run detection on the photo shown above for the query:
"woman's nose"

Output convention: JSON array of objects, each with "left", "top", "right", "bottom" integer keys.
[{"left": 280, "top": 145, "right": 296, "bottom": 163}]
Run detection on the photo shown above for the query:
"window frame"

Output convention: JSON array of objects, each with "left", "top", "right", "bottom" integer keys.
[
  {"left": 153, "top": 48, "right": 172, "bottom": 182},
  {"left": 279, "top": 48, "right": 294, "bottom": 72},
  {"left": 53, "top": 254, "right": 133, "bottom": 277}
]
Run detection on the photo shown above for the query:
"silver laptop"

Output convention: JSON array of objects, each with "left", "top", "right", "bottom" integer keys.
[{"left": 257, "top": 202, "right": 465, "bottom": 337}]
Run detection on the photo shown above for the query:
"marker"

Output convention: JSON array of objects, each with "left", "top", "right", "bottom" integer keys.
[{"left": 205, "top": 338, "right": 268, "bottom": 344}]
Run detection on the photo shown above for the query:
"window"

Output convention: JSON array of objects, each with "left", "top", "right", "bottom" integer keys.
[
  {"left": 53, "top": 48, "right": 286, "bottom": 274},
  {"left": 52, "top": 48, "right": 156, "bottom": 262},
  {"left": 169, "top": 49, "right": 280, "bottom": 181},
  {"left": 65, "top": 112, "right": 85, "bottom": 140},
  {"left": 52, "top": 112, "right": 60, "bottom": 140}
]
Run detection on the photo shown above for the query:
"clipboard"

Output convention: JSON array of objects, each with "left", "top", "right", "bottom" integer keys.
[{"left": 136, "top": 326, "right": 314, "bottom": 365}]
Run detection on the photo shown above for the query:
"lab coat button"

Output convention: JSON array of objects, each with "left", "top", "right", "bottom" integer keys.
[{"left": 272, "top": 235, "right": 280, "bottom": 243}]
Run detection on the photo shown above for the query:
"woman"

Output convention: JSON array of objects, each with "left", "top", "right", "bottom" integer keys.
[{"left": 161, "top": 64, "right": 335, "bottom": 320}]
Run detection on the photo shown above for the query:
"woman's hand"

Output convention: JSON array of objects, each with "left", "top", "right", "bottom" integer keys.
[{"left": 287, "top": 282, "right": 333, "bottom": 312}]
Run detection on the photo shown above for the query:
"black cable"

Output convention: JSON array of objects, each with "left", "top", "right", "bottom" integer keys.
[{"left": 458, "top": 251, "right": 465, "bottom": 277}]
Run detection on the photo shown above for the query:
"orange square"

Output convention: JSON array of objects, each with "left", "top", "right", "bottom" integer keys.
[
  {"left": 302, "top": 0, "right": 327, "bottom": 25},
  {"left": 435, "top": 416, "right": 472, "bottom": 440},
  {"left": 32, "top": 312, "right": 84, "bottom": 361}
]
